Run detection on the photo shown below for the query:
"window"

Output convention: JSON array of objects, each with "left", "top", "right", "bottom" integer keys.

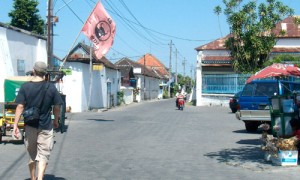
[
  {"left": 242, "top": 84, "right": 255, "bottom": 96},
  {"left": 17, "top": 60, "right": 25, "bottom": 76}
]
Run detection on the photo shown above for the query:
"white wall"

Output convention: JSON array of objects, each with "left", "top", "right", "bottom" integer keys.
[
  {"left": 121, "top": 86, "right": 133, "bottom": 104},
  {"left": 63, "top": 62, "right": 120, "bottom": 112},
  {"left": 136, "top": 75, "right": 160, "bottom": 101},
  {"left": 275, "top": 39, "right": 300, "bottom": 47},
  {"left": 0, "top": 25, "right": 47, "bottom": 102},
  {"left": 106, "top": 68, "right": 121, "bottom": 107},
  {"left": 63, "top": 63, "right": 86, "bottom": 112},
  {"left": 196, "top": 51, "right": 203, "bottom": 106}
]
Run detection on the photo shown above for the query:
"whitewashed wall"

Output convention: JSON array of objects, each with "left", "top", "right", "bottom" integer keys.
[
  {"left": 136, "top": 75, "right": 160, "bottom": 101},
  {"left": 106, "top": 68, "right": 121, "bottom": 107},
  {"left": 121, "top": 86, "right": 134, "bottom": 104},
  {"left": 62, "top": 62, "right": 120, "bottom": 112},
  {"left": 0, "top": 25, "right": 47, "bottom": 102}
]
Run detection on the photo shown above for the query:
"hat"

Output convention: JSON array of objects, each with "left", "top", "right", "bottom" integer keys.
[{"left": 33, "top": 61, "right": 48, "bottom": 74}]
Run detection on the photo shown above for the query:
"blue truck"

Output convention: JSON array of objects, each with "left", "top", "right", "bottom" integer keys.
[{"left": 235, "top": 79, "right": 300, "bottom": 132}]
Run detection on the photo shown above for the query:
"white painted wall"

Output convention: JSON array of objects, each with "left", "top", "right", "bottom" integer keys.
[
  {"left": 62, "top": 62, "right": 120, "bottom": 112},
  {"left": 275, "top": 39, "right": 300, "bottom": 47},
  {"left": 121, "top": 86, "right": 133, "bottom": 104},
  {"left": 136, "top": 75, "right": 160, "bottom": 101},
  {"left": 196, "top": 51, "right": 203, "bottom": 106},
  {"left": 106, "top": 68, "right": 121, "bottom": 107},
  {"left": 0, "top": 25, "right": 47, "bottom": 102}
]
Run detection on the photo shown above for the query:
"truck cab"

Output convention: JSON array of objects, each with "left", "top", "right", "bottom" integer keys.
[{"left": 236, "top": 80, "right": 300, "bottom": 132}]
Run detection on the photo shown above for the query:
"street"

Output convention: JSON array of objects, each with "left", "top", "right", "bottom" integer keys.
[{"left": 1, "top": 99, "right": 300, "bottom": 180}]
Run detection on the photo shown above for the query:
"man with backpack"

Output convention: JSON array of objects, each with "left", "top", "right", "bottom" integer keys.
[{"left": 13, "top": 61, "right": 63, "bottom": 180}]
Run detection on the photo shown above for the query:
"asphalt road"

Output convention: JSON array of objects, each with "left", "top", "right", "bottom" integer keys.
[{"left": 1, "top": 99, "right": 300, "bottom": 180}]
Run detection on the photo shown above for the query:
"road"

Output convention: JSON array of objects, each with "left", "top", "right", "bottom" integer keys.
[{"left": 1, "top": 99, "right": 300, "bottom": 180}]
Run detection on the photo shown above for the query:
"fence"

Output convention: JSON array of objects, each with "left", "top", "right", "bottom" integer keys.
[{"left": 202, "top": 74, "right": 250, "bottom": 94}]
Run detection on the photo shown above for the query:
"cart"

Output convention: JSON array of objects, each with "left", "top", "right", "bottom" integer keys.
[
  {"left": 0, "top": 71, "right": 67, "bottom": 143},
  {"left": 269, "top": 94, "right": 298, "bottom": 137},
  {"left": 0, "top": 76, "right": 33, "bottom": 143}
]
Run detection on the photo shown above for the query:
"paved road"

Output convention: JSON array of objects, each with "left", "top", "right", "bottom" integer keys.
[{"left": 1, "top": 99, "right": 300, "bottom": 180}]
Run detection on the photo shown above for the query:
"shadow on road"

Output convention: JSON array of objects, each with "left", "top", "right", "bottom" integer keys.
[
  {"left": 25, "top": 174, "right": 66, "bottom": 180},
  {"left": 204, "top": 145, "right": 266, "bottom": 165},
  {"left": 87, "top": 118, "right": 114, "bottom": 122}
]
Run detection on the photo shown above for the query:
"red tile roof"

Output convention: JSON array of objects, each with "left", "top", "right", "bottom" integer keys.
[
  {"left": 195, "top": 16, "right": 300, "bottom": 67},
  {"left": 195, "top": 35, "right": 230, "bottom": 51},
  {"left": 273, "top": 16, "right": 300, "bottom": 38},
  {"left": 137, "top": 53, "right": 169, "bottom": 79},
  {"left": 195, "top": 16, "right": 300, "bottom": 51}
]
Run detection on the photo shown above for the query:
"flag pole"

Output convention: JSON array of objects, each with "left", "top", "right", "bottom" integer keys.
[{"left": 59, "top": 0, "right": 100, "bottom": 70}]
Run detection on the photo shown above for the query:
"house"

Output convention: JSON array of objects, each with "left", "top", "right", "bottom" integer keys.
[
  {"left": 137, "top": 53, "right": 169, "bottom": 81},
  {"left": 0, "top": 22, "right": 47, "bottom": 102},
  {"left": 137, "top": 53, "right": 170, "bottom": 98},
  {"left": 62, "top": 42, "right": 120, "bottom": 112},
  {"left": 115, "top": 57, "right": 162, "bottom": 102},
  {"left": 195, "top": 16, "right": 300, "bottom": 106}
]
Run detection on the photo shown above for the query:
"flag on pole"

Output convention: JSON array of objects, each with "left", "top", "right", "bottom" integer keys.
[{"left": 82, "top": 1, "right": 116, "bottom": 59}]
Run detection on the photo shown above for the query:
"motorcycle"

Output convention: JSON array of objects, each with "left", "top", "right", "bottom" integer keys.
[{"left": 177, "top": 96, "right": 185, "bottom": 110}]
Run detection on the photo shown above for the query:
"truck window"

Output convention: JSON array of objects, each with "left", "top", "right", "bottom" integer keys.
[
  {"left": 282, "top": 82, "right": 292, "bottom": 95},
  {"left": 242, "top": 84, "right": 255, "bottom": 96},
  {"left": 254, "top": 83, "right": 278, "bottom": 97}
]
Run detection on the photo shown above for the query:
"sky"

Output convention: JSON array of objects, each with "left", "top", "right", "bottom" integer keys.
[{"left": 0, "top": 0, "right": 299, "bottom": 77}]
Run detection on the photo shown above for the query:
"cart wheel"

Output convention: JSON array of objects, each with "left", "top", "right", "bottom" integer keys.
[
  {"left": 0, "top": 130, "right": 2, "bottom": 144},
  {"left": 2, "top": 123, "right": 6, "bottom": 136}
]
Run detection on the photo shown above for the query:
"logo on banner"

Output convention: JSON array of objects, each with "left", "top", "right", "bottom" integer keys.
[{"left": 95, "top": 19, "right": 112, "bottom": 41}]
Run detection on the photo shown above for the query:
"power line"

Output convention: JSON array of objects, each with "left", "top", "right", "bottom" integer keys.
[
  {"left": 61, "top": 0, "right": 84, "bottom": 23},
  {"left": 118, "top": 0, "right": 166, "bottom": 45}
]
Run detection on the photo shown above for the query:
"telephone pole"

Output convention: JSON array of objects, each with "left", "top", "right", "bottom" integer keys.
[
  {"left": 183, "top": 58, "right": 187, "bottom": 80},
  {"left": 175, "top": 48, "right": 178, "bottom": 85},
  {"left": 168, "top": 40, "right": 173, "bottom": 97},
  {"left": 47, "top": 0, "right": 53, "bottom": 68}
]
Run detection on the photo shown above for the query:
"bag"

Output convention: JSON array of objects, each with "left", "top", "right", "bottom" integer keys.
[{"left": 22, "top": 107, "right": 40, "bottom": 127}]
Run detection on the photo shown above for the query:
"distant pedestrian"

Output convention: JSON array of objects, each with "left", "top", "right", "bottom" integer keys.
[{"left": 13, "top": 61, "right": 63, "bottom": 180}]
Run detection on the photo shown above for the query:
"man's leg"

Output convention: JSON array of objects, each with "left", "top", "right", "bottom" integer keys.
[
  {"left": 28, "top": 162, "right": 36, "bottom": 180},
  {"left": 37, "top": 161, "right": 47, "bottom": 180},
  {"left": 36, "top": 129, "right": 54, "bottom": 180}
]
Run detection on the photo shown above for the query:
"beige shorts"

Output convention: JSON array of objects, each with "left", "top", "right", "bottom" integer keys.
[{"left": 24, "top": 126, "right": 54, "bottom": 164}]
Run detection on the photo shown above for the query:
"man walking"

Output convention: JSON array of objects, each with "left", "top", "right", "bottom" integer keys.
[{"left": 13, "top": 61, "right": 63, "bottom": 180}]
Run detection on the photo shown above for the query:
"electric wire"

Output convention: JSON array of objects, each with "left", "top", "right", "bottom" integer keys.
[
  {"left": 118, "top": 0, "right": 166, "bottom": 45},
  {"left": 61, "top": 0, "right": 84, "bottom": 23},
  {"left": 104, "top": 0, "right": 165, "bottom": 46}
]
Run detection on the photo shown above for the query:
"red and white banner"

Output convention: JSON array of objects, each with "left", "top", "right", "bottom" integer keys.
[{"left": 82, "top": 1, "right": 116, "bottom": 59}]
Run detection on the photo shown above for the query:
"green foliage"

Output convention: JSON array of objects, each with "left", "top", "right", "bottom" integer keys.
[
  {"left": 176, "top": 73, "right": 195, "bottom": 93},
  {"left": 117, "top": 91, "right": 125, "bottom": 105},
  {"left": 265, "top": 55, "right": 300, "bottom": 67},
  {"left": 163, "top": 89, "right": 169, "bottom": 99},
  {"left": 215, "top": 0, "right": 294, "bottom": 73},
  {"left": 9, "top": 0, "right": 45, "bottom": 35}
]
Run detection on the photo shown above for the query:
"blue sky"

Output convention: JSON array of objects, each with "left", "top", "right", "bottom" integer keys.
[{"left": 0, "top": 0, "right": 299, "bottom": 76}]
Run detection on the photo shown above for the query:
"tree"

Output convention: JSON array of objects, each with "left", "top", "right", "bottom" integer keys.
[
  {"left": 215, "top": 0, "right": 294, "bottom": 73},
  {"left": 9, "top": 0, "right": 45, "bottom": 35},
  {"left": 265, "top": 54, "right": 300, "bottom": 67}
]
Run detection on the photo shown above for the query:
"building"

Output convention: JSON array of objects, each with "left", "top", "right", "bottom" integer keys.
[
  {"left": 62, "top": 42, "right": 120, "bottom": 112},
  {"left": 195, "top": 16, "right": 300, "bottom": 106},
  {"left": 115, "top": 57, "right": 162, "bottom": 102},
  {"left": 0, "top": 22, "right": 47, "bottom": 102}
]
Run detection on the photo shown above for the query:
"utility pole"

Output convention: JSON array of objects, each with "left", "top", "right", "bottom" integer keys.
[
  {"left": 183, "top": 58, "right": 187, "bottom": 80},
  {"left": 168, "top": 40, "right": 173, "bottom": 97},
  {"left": 47, "top": 0, "right": 53, "bottom": 68},
  {"left": 190, "top": 65, "right": 193, "bottom": 87},
  {"left": 175, "top": 48, "right": 178, "bottom": 85},
  {"left": 144, "top": 55, "right": 146, "bottom": 100}
]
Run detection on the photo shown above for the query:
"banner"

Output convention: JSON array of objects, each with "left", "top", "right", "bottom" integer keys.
[{"left": 82, "top": 1, "right": 116, "bottom": 59}]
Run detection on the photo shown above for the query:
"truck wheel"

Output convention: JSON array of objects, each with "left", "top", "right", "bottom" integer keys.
[{"left": 245, "top": 121, "right": 258, "bottom": 132}]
